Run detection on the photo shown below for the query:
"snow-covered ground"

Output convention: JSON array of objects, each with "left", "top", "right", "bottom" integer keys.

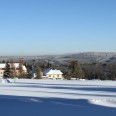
[{"left": 0, "top": 79, "right": 116, "bottom": 116}]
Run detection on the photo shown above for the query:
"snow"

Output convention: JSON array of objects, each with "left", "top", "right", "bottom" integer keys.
[
  {"left": 0, "top": 64, "right": 6, "bottom": 68},
  {"left": 89, "top": 99, "right": 116, "bottom": 108},
  {"left": 0, "top": 79, "right": 116, "bottom": 116},
  {"left": 43, "top": 68, "right": 63, "bottom": 75},
  {"left": 46, "top": 69, "right": 63, "bottom": 75},
  {"left": 0, "top": 78, "right": 10, "bottom": 84}
]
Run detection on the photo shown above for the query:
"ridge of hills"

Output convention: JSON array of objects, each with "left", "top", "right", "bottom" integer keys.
[{"left": 0, "top": 52, "right": 116, "bottom": 64}]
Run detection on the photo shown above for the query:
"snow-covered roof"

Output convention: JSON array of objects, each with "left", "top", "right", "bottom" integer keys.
[
  {"left": 0, "top": 64, "right": 6, "bottom": 68},
  {"left": 46, "top": 69, "right": 63, "bottom": 75},
  {"left": 12, "top": 63, "right": 27, "bottom": 71},
  {"left": 0, "top": 63, "right": 27, "bottom": 71}
]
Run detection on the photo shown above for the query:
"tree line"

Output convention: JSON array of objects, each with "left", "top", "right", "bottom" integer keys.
[
  {"left": 64, "top": 61, "right": 116, "bottom": 80},
  {"left": 2, "top": 59, "right": 116, "bottom": 80}
]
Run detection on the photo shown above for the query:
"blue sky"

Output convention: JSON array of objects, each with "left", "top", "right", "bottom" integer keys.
[{"left": 0, "top": 0, "right": 116, "bottom": 55}]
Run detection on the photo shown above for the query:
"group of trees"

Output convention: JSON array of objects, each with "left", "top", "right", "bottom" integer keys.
[
  {"left": 3, "top": 59, "right": 26, "bottom": 79},
  {"left": 65, "top": 61, "right": 85, "bottom": 80},
  {"left": 25, "top": 63, "right": 43, "bottom": 79},
  {"left": 2, "top": 58, "right": 116, "bottom": 80},
  {"left": 63, "top": 61, "right": 116, "bottom": 80},
  {"left": 81, "top": 63, "right": 116, "bottom": 80}
]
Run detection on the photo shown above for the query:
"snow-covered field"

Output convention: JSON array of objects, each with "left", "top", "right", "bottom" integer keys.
[{"left": 0, "top": 79, "right": 116, "bottom": 116}]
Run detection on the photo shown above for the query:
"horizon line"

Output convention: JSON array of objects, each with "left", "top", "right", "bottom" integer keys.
[{"left": 0, "top": 51, "right": 116, "bottom": 57}]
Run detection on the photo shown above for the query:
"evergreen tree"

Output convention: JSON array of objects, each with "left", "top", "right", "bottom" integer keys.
[
  {"left": 69, "top": 61, "right": 85, "bottom": 79},
  {"left": 26, "top": 65, "right": 33, "bottom": 79},
  {"left": 4, "top": 62, "right": 11, "bottom": 78}
]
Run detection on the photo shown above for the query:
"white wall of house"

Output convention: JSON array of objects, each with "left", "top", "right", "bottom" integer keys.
[
  {"left": 0, "top": 70, "right": 4, "bottom": 77},
  {"left": 46, "top": 74, "right": 63, "bottom": 78}
]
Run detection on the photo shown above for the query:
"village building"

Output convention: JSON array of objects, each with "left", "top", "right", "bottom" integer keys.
[
  {"left": 0, "top": 63, "right": 27, "bottom": 78},
  {"left": 43, "top": 68, "right": 63, "bottom": 79}
]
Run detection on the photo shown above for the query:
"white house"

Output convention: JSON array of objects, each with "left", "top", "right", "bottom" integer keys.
[
  {"left": 43, "top": 68, "right": 63, "bottom": 79},
  {"left": 0, "top": 63, "right": 27, "bottom": 77}
]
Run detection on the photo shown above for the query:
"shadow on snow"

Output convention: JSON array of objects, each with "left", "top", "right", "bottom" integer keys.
[{"left": 0, "top": 95, "right": 116, "bottom": 116}]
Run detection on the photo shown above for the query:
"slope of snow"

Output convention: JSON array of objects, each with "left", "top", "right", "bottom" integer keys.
[{"left": 0, "top": 79, "right": 116, "bottom": 116}]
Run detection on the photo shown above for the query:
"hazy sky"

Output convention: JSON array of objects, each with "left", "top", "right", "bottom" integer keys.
[{"left": 0, "top": 0, "right": 116, "bottom": 55}]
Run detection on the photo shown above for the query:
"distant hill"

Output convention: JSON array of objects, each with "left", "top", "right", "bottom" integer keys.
[
  {"left": 58, "top": 52, "right": 116, "bottom": 64},
  {"left": 0, "top": 52, "right": 116, "bottom": 64}
]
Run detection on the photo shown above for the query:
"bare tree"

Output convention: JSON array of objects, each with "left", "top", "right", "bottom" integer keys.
[
  {"left": 18, "top": 59, "right": 25, "bottom": 78},
  {"left": 109, "top": 63, "right": 116, "bottom": 80},
  {"left": 10, "top": 59, "right": 17, "bottom": 78},
  {"left": 35, "top": 64, "right": 42, "bottom": 79}
]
